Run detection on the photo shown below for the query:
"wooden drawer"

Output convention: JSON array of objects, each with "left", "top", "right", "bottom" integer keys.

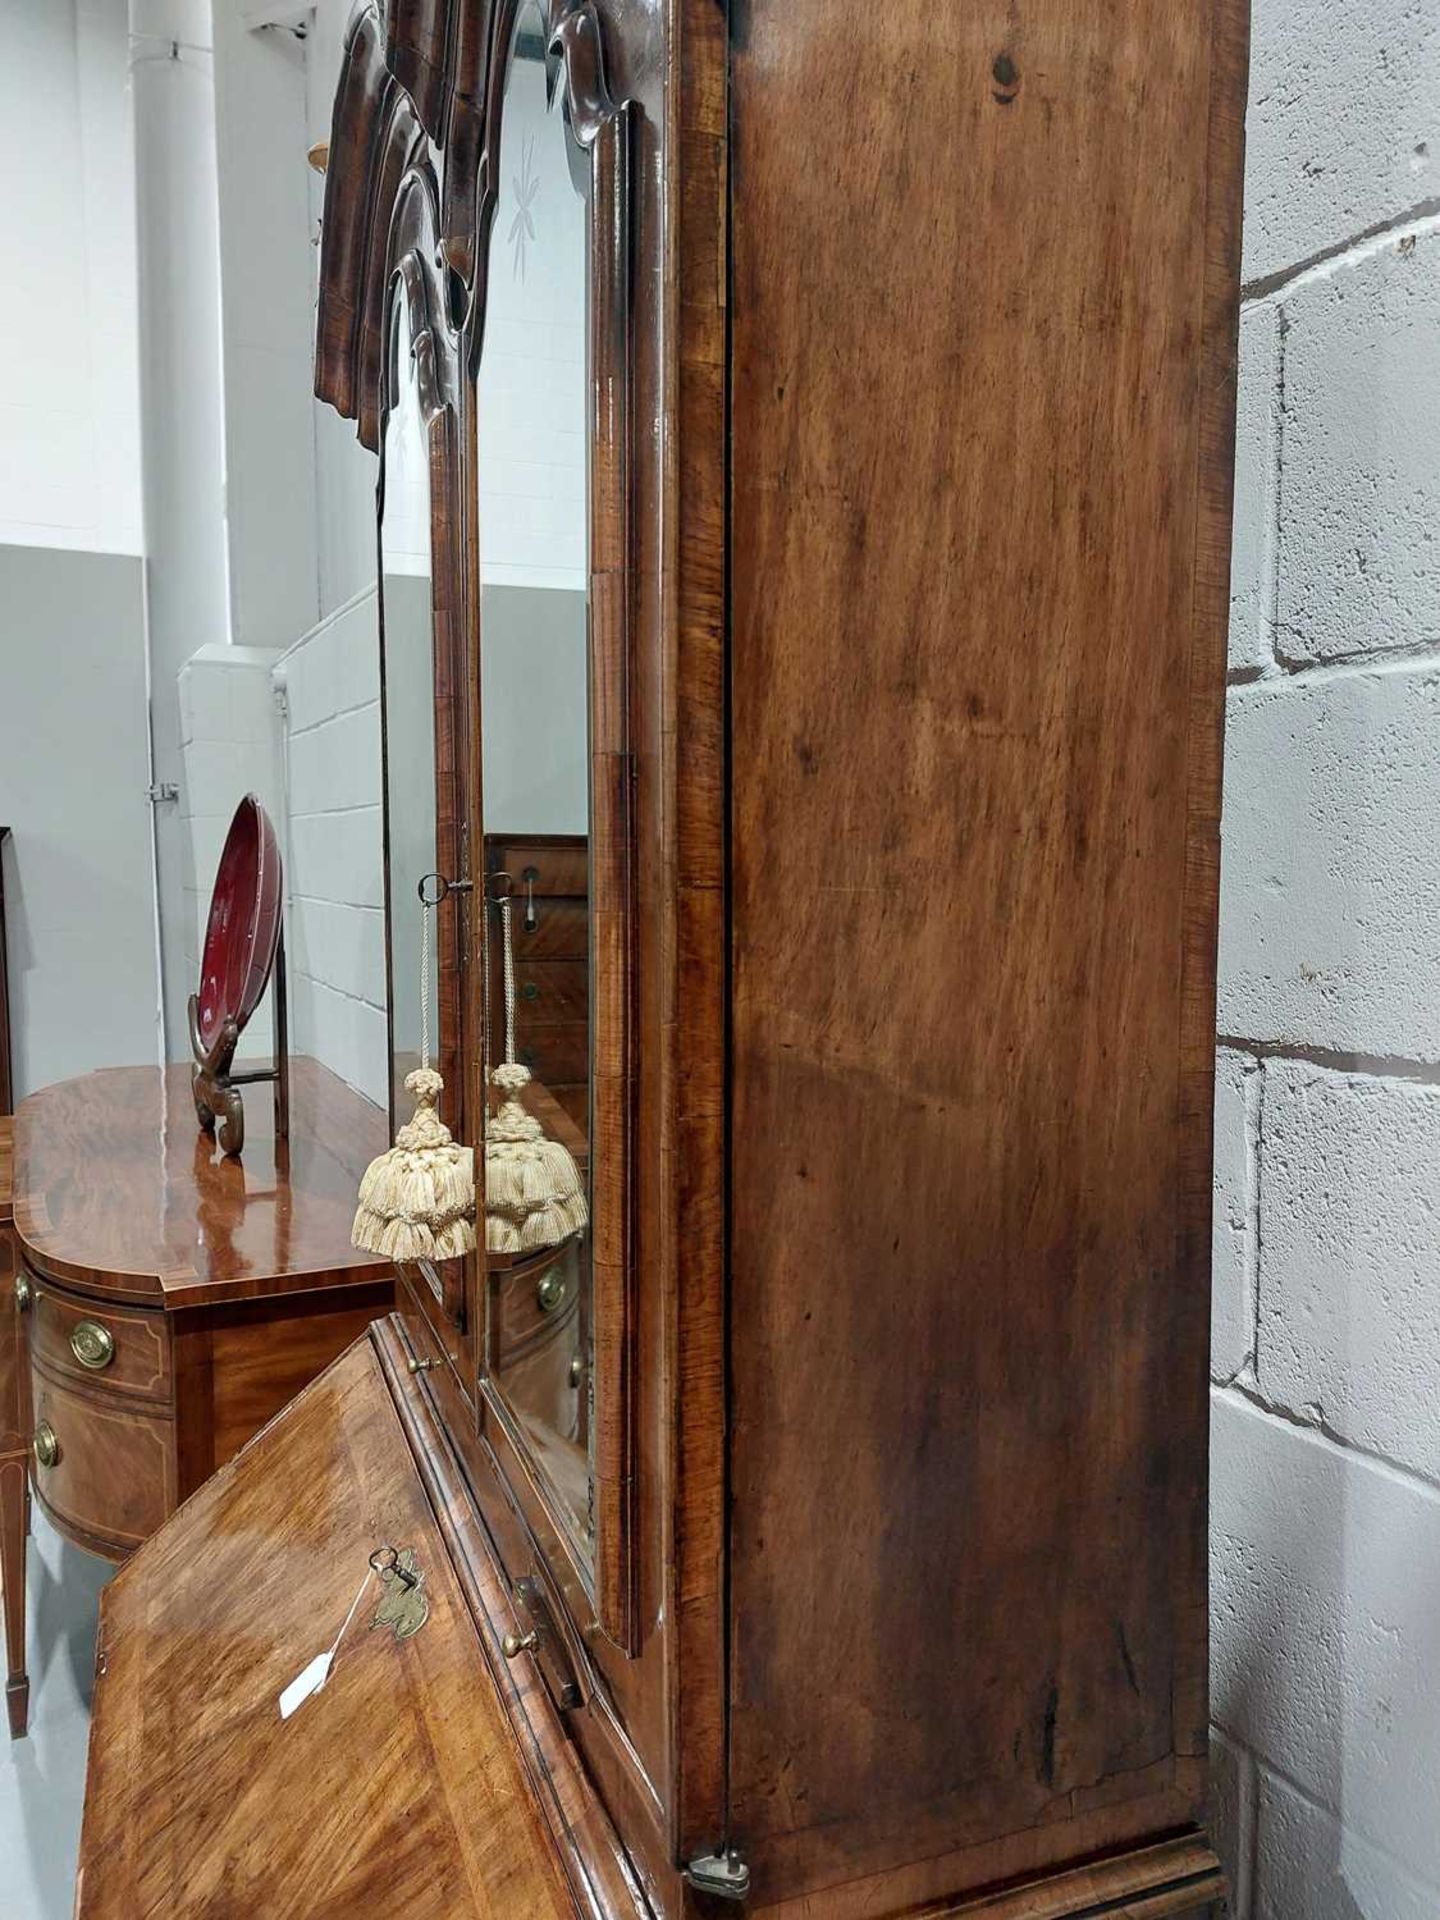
[
  {"left": 493, "top": 1253, "right": 580, "bottom": 1362},
  {"left": 395, "top": 1276, "right": 472, "bottom": 1422},
  {"left": 491, "top": 841, "right": 588, "bottom": 898},
  {"left": 396, "top": 1263, "right": 459, "bottom": 1366},
  {"left": 513, "top": 1023, "right": 588, "bottom": 1088},
  {"left": 508, "top": 898, "right": 588, "bottom": 962},
  {"left": 30, "top": 1364, "right": 174, "bottom": 1555},
  {"left": 513, "top": 959, "right": 588, "bottom": 1025},
  {"left": 30, "top": 1275, "right": 171, "bottom": 1404}
]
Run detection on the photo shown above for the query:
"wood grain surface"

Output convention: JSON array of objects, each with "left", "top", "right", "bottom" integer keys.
[
  {"left": 30, "top": 1364, "right": 174, "bottom": 1555},
  {"left": 0, "top": 1129, "right": 28, "bottom": 1735},
  {"left": 12, "top": 1059, "right": 390, "bottom": 1306},
  {"left": 728, "top": 0, "right": 1245, "bottom": 1904},
  {"left": 78, "top": 1336, "right": 578, "bottom": 1919}
]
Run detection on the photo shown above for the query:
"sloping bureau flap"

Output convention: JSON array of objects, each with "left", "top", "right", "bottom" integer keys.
[{"left": 77, "top": 1333, "right": 577, "bottom": 1918}]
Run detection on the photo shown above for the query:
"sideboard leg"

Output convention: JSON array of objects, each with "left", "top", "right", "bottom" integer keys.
[{"left": 0, "top": 1450, "right": 28, "bottom": 1738}]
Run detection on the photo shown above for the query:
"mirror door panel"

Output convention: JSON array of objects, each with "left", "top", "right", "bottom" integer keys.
[
  {"left": 471, "top": 0, "right": 636, "bottom": 1651},
  {"left": 379, "top": 173, "right": 475, "bottom": 1357}
]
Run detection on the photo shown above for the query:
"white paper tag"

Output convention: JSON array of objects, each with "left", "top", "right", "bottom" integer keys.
[
  {"left": 279, "top": 1650, "right": 334, "bottom": 1720},
  {"left": 277, "top": 1564, "right": 377, "bottom": 1721}
]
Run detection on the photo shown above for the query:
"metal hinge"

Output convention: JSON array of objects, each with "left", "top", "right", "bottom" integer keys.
[
  {"left": 683, "top": 1850, "right": 750, "bottom": 1901},
  {"left": 147, "top": 781, "right": 179, "bottom": 805}
]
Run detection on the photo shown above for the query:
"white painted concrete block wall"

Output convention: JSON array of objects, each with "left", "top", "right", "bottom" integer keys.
[
  {"left": 1212, "top": 1, "right": 1440, "bottom": 1909},
  {"left": 274, "top": 589, "right": 388, "bottom": 1111}
]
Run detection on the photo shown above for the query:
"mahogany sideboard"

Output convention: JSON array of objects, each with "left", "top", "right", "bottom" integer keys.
[{"left": 2, "top": 1058, "right": 394, "bottom": 1736}]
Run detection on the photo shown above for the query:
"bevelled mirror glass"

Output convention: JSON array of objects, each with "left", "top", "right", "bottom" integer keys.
[
  {"left": 380, "top": 294, "right": 440, "bottom": 1132},
  {"left": 477, "top": 1, "right": 595, "bottom": 1555},
  {"left": 378, "top": 272, "right": 474, "bottom": 1347}
]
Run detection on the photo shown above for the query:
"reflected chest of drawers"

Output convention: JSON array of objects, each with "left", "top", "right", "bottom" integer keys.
[{"left": 3, "top": 1059, "right": 394, "bottom": 1736}]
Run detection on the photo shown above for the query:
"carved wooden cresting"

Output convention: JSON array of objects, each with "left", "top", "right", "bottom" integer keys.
[{"left": 77, "top": 1, "right": 1248, "bottom": 1913}]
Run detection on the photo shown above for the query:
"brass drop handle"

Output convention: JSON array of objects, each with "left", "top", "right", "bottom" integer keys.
[
  {"left": 33, "top": 1422, "right": 60, "bottom": 1470},
  {"left": 501, "top": 1629, "right": 539, "bottom": 1660},
  {"left": 14, "top": 1274, "right": 31, "bottom": 1312},
  {"left": 71, "top": 1321, "right": 116, "bottom": 1371}
]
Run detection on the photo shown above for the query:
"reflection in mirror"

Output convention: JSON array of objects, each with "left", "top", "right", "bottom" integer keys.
[
  {"left": 479, "top": 3, "right": 594, "bottom": 1554},
  {"left": 380, "top": 294, "right": 439, "bottom": 1132}
]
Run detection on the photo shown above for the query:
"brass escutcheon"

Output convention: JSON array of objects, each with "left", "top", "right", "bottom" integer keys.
[
  {"left": 369, "top": 1547, "right": 429, "bottom": 1641},
  {"left": 70, "top": 1320, "right": 116, "bottom": 1371}
]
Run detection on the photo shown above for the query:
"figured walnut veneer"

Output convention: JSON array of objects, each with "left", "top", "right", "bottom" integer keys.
[
  {"left": 723, "top": 0, "right": 1246, "bottom": 1904},
  {"left": 78, "top": 1333, "right": 578, "bottom": 1920}
]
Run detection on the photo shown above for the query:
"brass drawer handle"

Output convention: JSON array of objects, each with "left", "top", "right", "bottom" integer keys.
[
  {"left": 70, "top": 1321, "right": 116, "bottom": 1371},
  {"left": 501, "top": 1629, "right": 538, "bottom": 1660},
  {"left": 14, "top": 1274, "right": 31, "bottom": 1312},
  {"left": 33, "top": 1422, "right": 60, "bottom": 1470},
  {"left": 535, "top": 1269, "right": 565, "bottom": 1313}
]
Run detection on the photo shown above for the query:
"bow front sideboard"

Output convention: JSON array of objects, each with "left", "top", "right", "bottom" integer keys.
[{"left": 2, "top": 1059, "right": 394, "bottom": 1735}]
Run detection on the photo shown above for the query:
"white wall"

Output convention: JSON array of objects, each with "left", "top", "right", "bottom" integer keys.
[
  {"left": 0, "top": 547, "right": 158, "bottom": 1095},
  {"left": 130, "top": 0, "right": 233, "bottom": 1059},
  {"left": 477, "top": 31, "right": 587, "bottom": 593},
  {"left": 177, "top": 644, "right": 284, "bottom": 1062},
  {"left": 380, "top": 569, "right": 435, "bottom": 1115},
  {"left": 0, "top": 3, "right": 157, "bottom": 1099},
  {"left": 213, "top": 4, "right": 320, "bottom": 652},
  {"left": 477, "top": 30, "right": 589, "bottom": 837},
  {"left": 1212, "top": 0, "right": 1440, "bottom": 1909},
  {"left": 274, "top": 587, "right": 387, "bottom": 1109},
  {"left": 0, "top": 0, "right": 388, "bottom": 1102},
  {"left": 0, "top": 0, "right": 143, "bottom": 557}
]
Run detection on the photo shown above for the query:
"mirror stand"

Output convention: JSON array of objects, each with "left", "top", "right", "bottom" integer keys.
[{"left": 188, "top": 929, "right": 291, "bottom": 1158}]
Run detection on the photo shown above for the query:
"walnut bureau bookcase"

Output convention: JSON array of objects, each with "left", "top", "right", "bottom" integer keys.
[{"left": 76, "top": 2, "right": 1248, "bottom": 1914}]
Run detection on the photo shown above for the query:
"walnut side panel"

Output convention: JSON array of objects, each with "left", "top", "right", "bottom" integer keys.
[
  {"left": 667, "top": 0, "right": 730, "bottom": 1867},
  {"left": 728, "top": 0, "right": 1245, "bottom": 1906}
]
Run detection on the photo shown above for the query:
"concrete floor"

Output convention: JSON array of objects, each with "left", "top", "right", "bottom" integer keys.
[{"left": 0, "top": 1507, "right": 110, "bottom": 1919}]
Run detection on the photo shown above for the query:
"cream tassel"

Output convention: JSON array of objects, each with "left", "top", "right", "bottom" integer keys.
[
  {"left": 353, "top": 893, "right": 476, "bottom": 1259},
  {"left": 485, "top": 892, "right": 588, "bottom": 1254}
]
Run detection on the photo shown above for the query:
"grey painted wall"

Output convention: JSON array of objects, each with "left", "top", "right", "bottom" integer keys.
[
  {"left": 0, "top": 544, "right": 158, "bottom": 1095},
  {"left": 481, "top": 584, "right": 588, "bottom": 835}
]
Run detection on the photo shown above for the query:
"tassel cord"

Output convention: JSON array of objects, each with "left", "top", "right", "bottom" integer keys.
[
  {"left": 349, "top": 884, "right": 476, "bottom": 1261},
  {"left": 501, "top": 893, "right": 517, "bottom": 1067},
  {"left": 420, "top": 895, "right": 432, "bottom": 1075}
]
